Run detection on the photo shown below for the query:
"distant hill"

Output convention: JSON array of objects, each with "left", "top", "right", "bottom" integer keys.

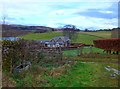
[
  {"left": 2, "top": 24, "right": 55, "bottom": 31},
  {"left": 1, "top": 24, "right": 57, "bottom": 37}
]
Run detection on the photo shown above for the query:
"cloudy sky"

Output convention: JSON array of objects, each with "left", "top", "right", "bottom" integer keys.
[{"left": 0, "top": 0, "right": 119, "bottom": 30}]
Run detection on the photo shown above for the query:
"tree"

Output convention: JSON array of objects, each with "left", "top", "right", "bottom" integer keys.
[
  {"left": 84, "top": 28, "right": 89, "bottom": 32},
  {"left": 2, "top": 14, "right": 8, "bottom": 31},
  {"left": 62, "top": 24, "right": 78, "bottom": 42}
]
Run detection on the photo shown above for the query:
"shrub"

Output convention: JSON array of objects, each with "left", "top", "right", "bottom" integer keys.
[
  {"left": 93, "top": 38, "right": 120, "bottom": 52},
  {"left": 2, "top": 39, "right": 31, "bottom": 73}
]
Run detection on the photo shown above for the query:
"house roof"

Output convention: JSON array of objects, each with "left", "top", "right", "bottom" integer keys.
[
  {"left": 36, "top": 36, "right": 70, "bottom": 45},
  {"left": 36, "top": 40, "right": 50, "bottom": 44},
  {"left": 51, "top": 36, "right": 70, "bottom": 42}
]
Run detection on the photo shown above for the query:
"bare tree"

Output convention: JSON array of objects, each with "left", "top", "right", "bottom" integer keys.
[
  {"left": 2, "top": 14, "right": 7, "bottom": 31},
  {"left": 62, "top": 24, "right": 78, "bottom": 42}
]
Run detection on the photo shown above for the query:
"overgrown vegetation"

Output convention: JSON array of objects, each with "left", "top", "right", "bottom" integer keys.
[
  {"left": 3, "top": 59, "right": 119, "bottom": 87},
  {"left": 2, "top": 39, "right": 30, "bottom": 73},
  {"left": 2, "top": 31, "right": 119, "bottom": 87},
  {"left": 2, "top": 39, "right": 65, "bottom": 73}
]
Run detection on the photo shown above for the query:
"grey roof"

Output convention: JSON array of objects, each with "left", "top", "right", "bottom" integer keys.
[
  {"left": 36, "top": 40, "right": 49, "bottom": 43},
  {"left": 51, "top": 36, "right": 70, "bottom": 42},
  {"left": 36, "top": 36, "right": 70, "bottom": 45}
]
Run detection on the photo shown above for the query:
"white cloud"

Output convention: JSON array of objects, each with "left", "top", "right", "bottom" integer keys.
[
  {"left": 99, "top": 10, "right": 114, "bottom": 14},
  {"left": 45, "top": 15, "right": 117, "bottom": 29},
  {"left": 49, "top": 2, "right": 113, "bottom": 18}
]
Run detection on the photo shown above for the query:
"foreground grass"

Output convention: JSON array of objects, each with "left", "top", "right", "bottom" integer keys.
[
  {"left": 74, "top": 57, "right": 119, "bottom": 70},
  {"left": 41, "top": 62, "right": 118, "bottom": 87},
  {"left": 3, "top": 58, "right": 119, "bottom": 87}
]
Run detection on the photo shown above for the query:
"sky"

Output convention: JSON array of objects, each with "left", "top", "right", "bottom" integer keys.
[{"left": 0, "top": 0, "right": 119, "bottom": 30}]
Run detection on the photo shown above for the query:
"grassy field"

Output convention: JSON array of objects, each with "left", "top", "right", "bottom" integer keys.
[
  {"left": 20, "top": 31, "right": 111, "bottom": 44},
  {"left": 63, "top": 47, "right": 104, "bottom": 57},
  {"left": 80, "top": 31, "right": 111, "bottom": 38},
  {"left": 75, "top": 33, "right": 101, "bottom": 44},
  {"left": 3, "top": 59, "right": 119, "bottom": 87},
  {"left": 19, "top": 32, "right": 63, "bottom": 40}
]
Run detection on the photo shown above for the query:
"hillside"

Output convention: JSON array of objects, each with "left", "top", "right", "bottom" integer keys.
[
  {"left": 2, "top": 24, "right": 54, "bottom": 31},
  {"left": 80, "top": 31, "right": 111, "bottom": 38},
  {"left": 20, "top": 31, "right": 111, "bottom": 45},
  {"left": 2, "top": 24, "right": 55, "bottom": 37}
]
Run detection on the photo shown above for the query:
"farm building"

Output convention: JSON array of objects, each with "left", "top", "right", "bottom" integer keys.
[{"left": 40, "top": 36, "right": 70, "bottom": 47}]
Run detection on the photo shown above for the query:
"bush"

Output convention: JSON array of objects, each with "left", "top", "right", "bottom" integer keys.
[
  {"left": 93, "top": 38, "right": 120, "bottom": 52},
  {"left": 2, "top": 39, "right": 31, "bottom": 73}
]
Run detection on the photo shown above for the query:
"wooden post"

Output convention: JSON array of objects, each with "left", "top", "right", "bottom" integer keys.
[
  {"left": 77, "top": 47, "right": 79, "bottom": 56},
  {"left": 89, "top": 46, "right": 92, "bottom": 53},
  {"left": 79, "top": 46, "right": 83, "bottom": 55},
  {"left": 59, "top": 47, "right": 62, "bottom": 60}
]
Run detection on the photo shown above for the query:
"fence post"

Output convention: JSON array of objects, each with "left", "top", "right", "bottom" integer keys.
[
  {"left": 59, "top": 47, "right": 62, "bottom": 60},
  {"left": 89, "top": 46, "right": 92, "bottom": 53},
  {"left": 77, "top": 47, "right": 79, "bottom": 56},
  {"left": 79, "top": 46, "right": 83, "bottom": 55}
]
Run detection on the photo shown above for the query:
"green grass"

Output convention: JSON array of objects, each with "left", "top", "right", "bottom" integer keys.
[
  {"left": 3, "top": 58, "right": 119, "bottom": 87},
  {"left": 63, "top": 47, "right": 104, "bottom": 57},
  {"left": 19, "top": 32, "right": 63, "bottom": 40},
  {"left": 75, "top": 57, "right": 118, "bottom": 68},
  {"left": 74, "top": 33, "right": 102, "bottom": 44},
  {"left": 80, "top": 31, "right": 111, "bottom": 38},
  {"left": 38, "top": 61, "right": 119, "bottom": 87},
  {"left": 19, "top": 31, "right": 109, "bottom": 44}
]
